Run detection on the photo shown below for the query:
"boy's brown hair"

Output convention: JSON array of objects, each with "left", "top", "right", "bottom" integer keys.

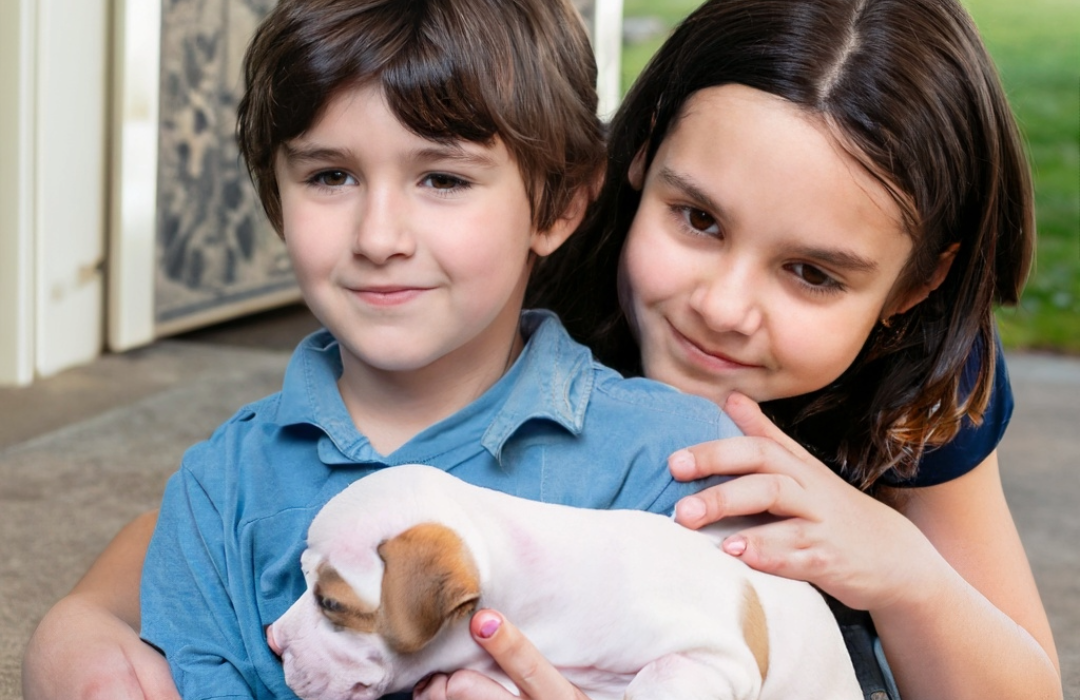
[{"left": 237, "top": 0, "right": 605, "bottom": 235}]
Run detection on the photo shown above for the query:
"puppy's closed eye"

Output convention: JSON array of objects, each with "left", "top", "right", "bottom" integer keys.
[
  {"left": 316, "top": 591, "right": 345, "bottom": 614},
  {"left": 313, "top": 567, "right": 378, "bottom": 632}
]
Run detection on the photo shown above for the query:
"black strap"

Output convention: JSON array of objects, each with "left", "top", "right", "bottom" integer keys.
[{"left": 825, "top": 594, "right": 897, "bottom": 700}]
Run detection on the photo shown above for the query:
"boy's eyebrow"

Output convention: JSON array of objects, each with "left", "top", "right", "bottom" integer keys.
[
  {"left": 657, "top": 166, "right": 878, "bottom": 273},
  {"left": 278, "top": 142, "right": 498, "bottom": 168},
  {"left": 410, "top": 144, "right": 498, "bottom": 168},
  {"left": 279, "top": 143, "right": 353, "bottom": 165}
]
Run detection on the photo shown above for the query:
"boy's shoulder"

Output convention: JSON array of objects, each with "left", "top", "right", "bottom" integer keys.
[
  {"left": 586, "top": 364, "right": 740, "bottom": 443},
  {"left": 591, "top": 367, "right": 724, "bottom": 420},
  {"left": 178, "top": 327, "right": 341, "bottom": 480},
  {"left": 520, "top": 310, "right": 738, "bottom": 441},
  {"left": 179, "top": 391, "right": 285, "bottom": 474}
]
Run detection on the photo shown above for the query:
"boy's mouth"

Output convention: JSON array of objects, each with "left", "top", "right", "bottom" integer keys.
[{"left": 351, "top": 286, "right": 432, "bottom": 307}]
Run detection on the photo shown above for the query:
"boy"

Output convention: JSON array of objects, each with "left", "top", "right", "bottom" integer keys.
[{"left": 139, "top": 0, "right": 740, "bottom": 698}]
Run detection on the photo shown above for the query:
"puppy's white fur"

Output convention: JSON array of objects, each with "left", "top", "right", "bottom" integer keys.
[{"left": 269, "top": 465, "right": 862, "bottom": 700}]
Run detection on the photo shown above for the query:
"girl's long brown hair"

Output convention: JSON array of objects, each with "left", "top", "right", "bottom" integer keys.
[{"left": 530, "top": 0, "right": 1033, "bottom": 489}]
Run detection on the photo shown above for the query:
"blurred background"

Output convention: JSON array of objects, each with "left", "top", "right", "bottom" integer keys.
[
  {"left": 621, "top": 0, "right": 1080, "bottom": 353},
  {"left": 0, "top": 0, "right": 1074, "bottom": 388}
]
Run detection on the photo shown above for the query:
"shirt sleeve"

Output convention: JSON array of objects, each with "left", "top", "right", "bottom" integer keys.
[
  {"left": 885, "top": 331, "right": 1015, "bottom": 488},
  {"left": 140, "top": 449, "right": 262, "bottom": 700}
]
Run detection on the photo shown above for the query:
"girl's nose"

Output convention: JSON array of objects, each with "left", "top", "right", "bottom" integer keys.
[
  {"left": 689, "top": 266, "right": 763, "bottom": 336},
  {"left": 351, "top": 189, "right": 416, "bottom": 264}
]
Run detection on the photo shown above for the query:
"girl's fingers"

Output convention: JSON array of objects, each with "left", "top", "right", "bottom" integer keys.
[
  {"left": 674, "top": 473, "right": 811, "bottom": 528},
  {"left": 414, "top": 670, "right": 512, "bottom": 700},
  {"left": 719, "top": 518, "right": 830, "bottom": 581},
  {"left": 670, "top": 435, "right": 799, "bottom": 482},
  {"left": 722, "top": 392, "right": 814, "bottom": 460},
  {"left": 413, "top": 673, "right": 450, "bottom": 700},
  {"left": 468, "top": 611, "right": 589, "bottom": 700}
]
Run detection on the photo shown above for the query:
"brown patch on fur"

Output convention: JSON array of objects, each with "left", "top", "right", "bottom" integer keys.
[
  {"left": 376, "top": 523, "right": 481, "bottom": 654},
  {"left": 314, "top": 564, "right": 379, "bottom": 632},
  {"left": 741, "top": 581, "right": 770, "bottom": 681}
]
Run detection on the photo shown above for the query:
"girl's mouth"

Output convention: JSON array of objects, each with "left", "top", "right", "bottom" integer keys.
[{"left": 668, "top": 322, "right": 760, "bottom": 371}]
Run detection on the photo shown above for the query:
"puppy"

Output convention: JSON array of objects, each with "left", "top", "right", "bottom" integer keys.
[{"left": 268, "top": 465, "right": 862, "bottom": 700}]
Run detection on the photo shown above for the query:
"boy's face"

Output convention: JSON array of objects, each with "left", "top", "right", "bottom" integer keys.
[{"left": 275, "top": 84, "right": 572, "bottom": 397}]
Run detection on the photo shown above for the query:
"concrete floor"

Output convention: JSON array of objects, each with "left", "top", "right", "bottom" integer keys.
[{"left": 1, "top": 304, "right": 1076, "bottom": 698}]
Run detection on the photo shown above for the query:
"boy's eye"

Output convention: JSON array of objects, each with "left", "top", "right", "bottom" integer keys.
[
  {"left": 423, "top": 173, "right": 468, "bottom": 190},
  {"left": 311, "top": 170, "right": 354, "bottom": 187}
]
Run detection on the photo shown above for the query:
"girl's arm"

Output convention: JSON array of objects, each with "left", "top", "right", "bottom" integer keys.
[
  {"left": 876, "top": 451, "right": 1059, "bottom": 700},
  {"left": 671, "top": 393, "right": 1060, "bottom": 700},
  {"left": 22, "top": 510, "right": 178, "bottom": 700}
]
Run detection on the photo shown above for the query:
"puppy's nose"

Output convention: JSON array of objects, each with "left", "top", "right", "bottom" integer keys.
[{"left": 266, "top": 624, "right": 283, "bottom": 657}]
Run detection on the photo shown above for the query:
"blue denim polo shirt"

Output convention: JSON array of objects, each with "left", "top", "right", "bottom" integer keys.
[{"left": 141, "top": 310, "right": 740, "bottom": 700}]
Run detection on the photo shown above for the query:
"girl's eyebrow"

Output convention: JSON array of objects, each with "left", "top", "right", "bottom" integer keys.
[
  {"left": 657, "top": 166, "right": 879, "bottom": 274},
  {"left": 789, "top": 245, "right": 879, "bottom": 273},
  {"left": 657, "top": 167, "right": 728, "bottom": 224}
]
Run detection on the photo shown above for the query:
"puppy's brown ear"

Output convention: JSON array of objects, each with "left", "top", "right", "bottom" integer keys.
[{"left": 376, "top": 523, "right": 481, "bottom": 654}]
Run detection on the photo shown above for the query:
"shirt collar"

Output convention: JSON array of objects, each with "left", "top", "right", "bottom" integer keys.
[
  {"left": 480, "top": 310, "right": 593, "bottom": 462},
  {"left": 273, "top": 310, "right": 594, "bottom": 466}
]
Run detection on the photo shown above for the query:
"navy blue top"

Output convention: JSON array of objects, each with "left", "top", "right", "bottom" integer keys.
[{"left": 884, "top": 332, "right": 1014, "bottom": 487}]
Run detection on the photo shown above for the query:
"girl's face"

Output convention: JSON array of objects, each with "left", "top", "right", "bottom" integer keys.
[{"left": 621, "top": 85, "right": 916, "bottom": 405}]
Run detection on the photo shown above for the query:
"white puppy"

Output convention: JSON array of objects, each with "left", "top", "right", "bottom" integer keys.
[{"left": 268, "top": 465, "right": 862, "bottom": 700}]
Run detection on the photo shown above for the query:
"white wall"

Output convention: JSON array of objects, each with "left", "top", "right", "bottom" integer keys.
[
  {"left": 34, "top": 0, "right": 109, "bottom": 377},
  {"left": 0, "top": 0, "right": 108, "bottom": 385},
  {"left": 0, "top": 0, "right": 36, "bottom": 386}
]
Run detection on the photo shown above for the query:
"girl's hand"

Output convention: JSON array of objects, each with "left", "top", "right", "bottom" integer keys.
[
  {"left": 669, "top": 392, "right": 942, "bottom": 612},
  {"left": 22, "top": 593, "right": 180, "bottom": 700},
  {"left": 413, "top": 610, "right": 590, "bottom": 700}
]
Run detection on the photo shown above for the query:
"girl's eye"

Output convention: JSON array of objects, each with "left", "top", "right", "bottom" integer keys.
[
  {"left": 310, "top": 170, "right": 355, "bottom": 188},
  {"left": 422, "top": 173, "right": 469, "bottom": 191},
  {"left": 677, "top": 206, "right": 720, "bottom": 236},
  {"left": 787, "top": 262, "right": 843, "bottom": 292}
]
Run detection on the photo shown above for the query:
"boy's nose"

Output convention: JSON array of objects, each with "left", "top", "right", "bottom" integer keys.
[{"left": 351, "top": 190, "right": 416, "bottom": 264}]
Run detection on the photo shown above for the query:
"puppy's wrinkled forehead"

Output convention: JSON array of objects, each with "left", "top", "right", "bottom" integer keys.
[
  {"left": 312, "top": 562, "right": 380, "bottom": 633},
  {"left": 305, "top": 523, "right": 387, "bottom": 605}
]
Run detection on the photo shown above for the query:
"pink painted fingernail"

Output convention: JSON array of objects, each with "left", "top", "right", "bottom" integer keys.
[
  {"left": 477, "top": 614, "right": 501, "bottom": 639},
  {"left": 723, "top": 536, "right": 747, "bottom": 556}
]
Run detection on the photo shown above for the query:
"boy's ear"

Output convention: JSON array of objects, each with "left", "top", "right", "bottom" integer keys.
[
  {"left": 628, "top": 144, "right": 648, "bottom": 190},
  {"left": 530, "top": 186, "right": 592, "bottom": 257},
  {"left": 890, "top": 243, "right": 960, "bottom": 316}
]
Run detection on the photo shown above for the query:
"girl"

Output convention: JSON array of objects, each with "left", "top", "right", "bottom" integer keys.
[
  {"left": 417, "top": 0, "right": 1060, "bottom": 698},
  {"left": 22, "top": 0, "right": 1060, "bottom": 699}
]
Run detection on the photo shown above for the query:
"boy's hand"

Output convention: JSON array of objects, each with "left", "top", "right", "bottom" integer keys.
[
  {"left": 22, "top": 593, "right": 180, "bottom": 700},
  {"left": 413, "top": 610, "right": 590, "bottom": 700}
]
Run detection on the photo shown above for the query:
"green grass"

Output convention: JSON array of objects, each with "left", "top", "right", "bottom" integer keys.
[
  {"left": 621, "top": 0, "right": 1080, "bottom": 353},
  {"left": 964, "top": 0, "right": 1080, "bottom": 352}
]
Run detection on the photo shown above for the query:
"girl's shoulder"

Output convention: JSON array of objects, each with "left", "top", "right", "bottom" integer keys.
[{"left": 885, "top": 334, "right": 1014, "bottom": 488}]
